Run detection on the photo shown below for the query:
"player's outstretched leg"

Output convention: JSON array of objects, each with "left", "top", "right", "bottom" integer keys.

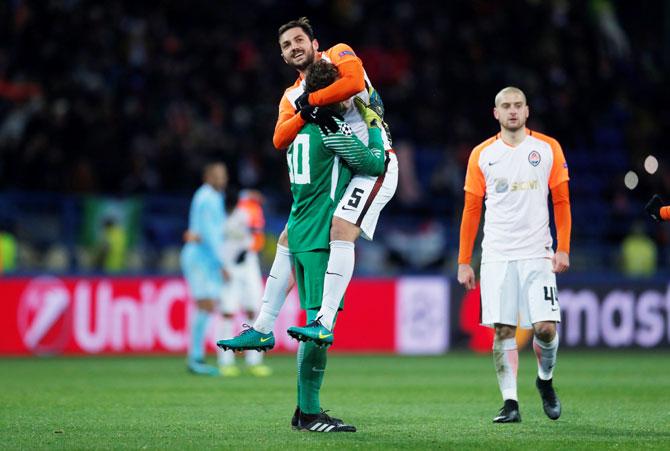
[
  {"left": 217, "top": 325, "right": 275, "bottom": 352},
  {"left": 253, "top": 242, "right": 293, "bottom": 334},
  {"left": 287, "top": 317, "right": 333, "bottom": 347}
]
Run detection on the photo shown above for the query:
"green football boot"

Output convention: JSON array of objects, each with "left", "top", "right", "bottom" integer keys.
[
  {"left": 216, "top": 325, "right": 275, "bottom": 352},
  {"left": 287, "top": 318, "right": 333, "bottom": 347}
]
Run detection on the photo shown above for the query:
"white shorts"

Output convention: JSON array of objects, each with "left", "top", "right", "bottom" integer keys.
[
  {"left": 480, "top": 258, "right": 560, "bottom": 329},
  {"left": 334, "top": 151, "right": 398, "bottom": 240},
  {"left": 220, "top": 252, "right": 263, "bottom": 315}
]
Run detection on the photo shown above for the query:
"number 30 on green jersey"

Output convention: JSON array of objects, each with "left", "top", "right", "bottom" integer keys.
[{"left": 287, "top": 134, "right": 310, "bottom": 184}]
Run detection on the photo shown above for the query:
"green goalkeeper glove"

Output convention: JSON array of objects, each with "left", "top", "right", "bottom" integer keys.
[{"left": 354, "top": 97, "right": 383, "bottom": 129}]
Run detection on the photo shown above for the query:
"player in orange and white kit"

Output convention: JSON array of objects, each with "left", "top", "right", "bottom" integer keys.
[
  {"left": 216, "top": 190, "right": 272, "bottom": 377},
  {"left": 219, "top": 17, "right": 398, "bottom": 352},
  {"left": 645, "top": 195, "right": 670, "bottom": 222},
  {"left": 457, "top": 87, "right": 571, "bottom": 423}
]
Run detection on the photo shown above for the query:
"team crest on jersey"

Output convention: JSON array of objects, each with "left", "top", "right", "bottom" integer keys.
[
  {"left": 340, "top": 122, "right": 353, "bottom": 136},
  {"left": 528, "top": 151, "right": 541, "bottom": 167}
]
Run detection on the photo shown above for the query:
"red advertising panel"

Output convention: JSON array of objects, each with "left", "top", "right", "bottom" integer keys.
[{"left": 0, "top": 276, "right": 449, "bottom": 356}]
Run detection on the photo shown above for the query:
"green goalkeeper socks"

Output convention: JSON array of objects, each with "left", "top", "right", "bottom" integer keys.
[{"left": 296, "top": 309, "right": 335, "bottom": 414}]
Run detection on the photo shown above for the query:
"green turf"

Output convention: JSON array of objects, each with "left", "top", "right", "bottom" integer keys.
[{"left": 1, "top": 351, "right": 669, "bottom": 449}]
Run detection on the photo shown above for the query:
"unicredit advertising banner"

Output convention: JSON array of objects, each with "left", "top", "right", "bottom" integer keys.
[
  {"left": 3, "top": 276, "right": 668, "bottom": 356},
  {"left": 0, "top": 276, "right": 450, "bottom": 356}
]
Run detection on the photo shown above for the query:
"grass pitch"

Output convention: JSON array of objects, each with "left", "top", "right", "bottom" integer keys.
[{"left": 1, "top": 351, "right": 669, "bottom": 449}]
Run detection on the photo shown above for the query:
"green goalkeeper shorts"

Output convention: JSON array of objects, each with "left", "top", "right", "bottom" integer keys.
[{"left": 293, "top": 250, "right": 344, "bottom": 311}]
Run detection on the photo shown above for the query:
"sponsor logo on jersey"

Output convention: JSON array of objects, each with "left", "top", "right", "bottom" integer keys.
[
  {"left": 494, "top": 178, "right": 509, "bottom": 193},
  {"left": 528, "top": 150, "right": 541, "bottom": 166},
  {"left": 511, "top": 179, "right": 539, "bottom": 191}
]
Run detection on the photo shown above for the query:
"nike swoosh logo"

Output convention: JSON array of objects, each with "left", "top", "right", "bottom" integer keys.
[
  {"left": 551, "top": 308, "right": 559, "bottom": 312},
  {"left": 312, "top": 367, "right": 325, "bottom": 372},
  {"left": 341, "top": 206, "right": 357, "bottom": 211},
  {"left": 318, "top": 332, "right": 332, "bottom": 339},
  {"left": 326, "top": 271, "right": 343, "bottom": 277},
  {"left": 260, "top": 337, "right": 272, "bottom": 342},
  {"left": 488, "top": 161, "right": 501, "bottom": 166}
]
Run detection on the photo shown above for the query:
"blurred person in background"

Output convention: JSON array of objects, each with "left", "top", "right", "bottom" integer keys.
[
  {"left": 620, "top": 221, "right": 657, "bottom": 277},
  {"left": 220, "top": 16, "right": 397, "bottom": 353},
  {"left": 457, "top": 87, "right": 571, "bottom": 423},
  {"left": 181, "top": 162, "right": 229, "bottom": 376},
  {"left": 0, "top": 219, "right": 17, "bottom": 274},
  {"left": 94, "top": 216, "right": 128, "bottom": 273},
  {"left": 216, "top": 190, "right": 272, "bottom": 377}
]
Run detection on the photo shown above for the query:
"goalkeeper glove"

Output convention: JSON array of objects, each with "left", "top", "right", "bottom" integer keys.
[
  {"left": 645, "top": 194, "right": 663, "bottom": 222},
  {"left": 354, "top": 96, "right": 393, "bottom": 145},
  {"left": 295, "top": 91, "right": 310, "bottom": 111},
  {"left": 300, "top": 106, "right": 343, "bottom": 135},
  {"left": 354, "top": 97, "right": 382, "bottom": 128}
]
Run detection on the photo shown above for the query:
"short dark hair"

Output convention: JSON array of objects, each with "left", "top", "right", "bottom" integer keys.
[
  {"left": 305, "top": 60, "right": 339, "bottom": 93},
  {"left": 278, "top": 17, "right": 315, "bottom": 41}
]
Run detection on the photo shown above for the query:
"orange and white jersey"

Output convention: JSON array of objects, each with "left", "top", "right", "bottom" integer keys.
[
  {"left": 277, "top": 44, "right": 391, "bottom": 149},
  {"left": 464, "top": 129, "right": 569, "bottom": 263}
]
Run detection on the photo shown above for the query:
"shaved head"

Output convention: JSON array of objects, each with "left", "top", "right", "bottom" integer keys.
[{"left": 494, "top": 86, "right": 527, "bottom": 107}]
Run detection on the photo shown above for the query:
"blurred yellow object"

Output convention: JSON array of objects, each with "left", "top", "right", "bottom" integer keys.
[
  {"left": 0, "top": 231, "right": 17, "bottom": 273},
  {"left": 219, "top": 365, "right": 241, "bottom": 377},
  {"left": 247, "top": 364, "right": 272, "bottom": 377},
  {"left": 621, "top": 226, "right": 657, "bottom": 278}
]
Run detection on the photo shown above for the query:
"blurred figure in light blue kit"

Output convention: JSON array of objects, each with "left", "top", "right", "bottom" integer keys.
[{"left": 181, "top": 162, "right": 229, "bottom": 375}]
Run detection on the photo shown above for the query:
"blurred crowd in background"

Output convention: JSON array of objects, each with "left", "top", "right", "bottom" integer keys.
[{"left": 0, "top": 0, "right": 669, "bottom": 276}]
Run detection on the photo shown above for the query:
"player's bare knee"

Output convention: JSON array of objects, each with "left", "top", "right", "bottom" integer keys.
[
  {"left": 278, "top": 227, "right": 289, "bottom": 246},
  {"left": 533, "top": 322, "right": 556, "bottom": 342},
  {"left": 494, "top": 324, "right": 516, "bottom": 340},
  {"left": 330, "top": 216, "right": 360, "bottom": 242}
]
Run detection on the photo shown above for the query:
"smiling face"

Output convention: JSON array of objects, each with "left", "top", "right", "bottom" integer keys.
[
  {"left": 493, "top": 89, "right": 529, "bottom": 132},
  {"left": 279, "top": 26, "right": 318, "bottom": 71}
]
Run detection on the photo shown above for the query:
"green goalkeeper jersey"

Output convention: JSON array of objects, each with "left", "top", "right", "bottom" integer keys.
[{"left": 286, "top": 119, "right": 385, "bottom": 253}]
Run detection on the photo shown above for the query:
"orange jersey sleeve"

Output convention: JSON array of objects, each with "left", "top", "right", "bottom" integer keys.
[
  {"left": 551, "top": 181, "right": 572, "bottom": 254},
  {"left": 273, "top": 90, "right": 305, "bottom": 150},
  {"left": 464, "top": 138, "right": 494, "bottom": 197},
  {"left": 458, "top": 191, "right": 484, "bottom": 265},
  {"left": 309, "top": 44, "right": 365, "bottom": 106}
]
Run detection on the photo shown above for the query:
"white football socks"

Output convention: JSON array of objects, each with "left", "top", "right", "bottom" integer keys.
[
  {"left": 253, "top": 244, "right": 292, "bottom": 334},
  {"left": 217, "top": 316, "right": 235, "bottom": 367},
  {"left": 317, "top": 240, "right": 355, "bottom": 330},
  {"left": 493, "top": 337, "right": 518, "bottom": 401},
  {"left": 533, "top": 334, "right": 559, "bottom": 380}
]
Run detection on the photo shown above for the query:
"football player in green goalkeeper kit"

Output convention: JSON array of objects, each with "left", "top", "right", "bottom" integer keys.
[{"left": 281, "top": 59, "right": 387, "bottom": 432}]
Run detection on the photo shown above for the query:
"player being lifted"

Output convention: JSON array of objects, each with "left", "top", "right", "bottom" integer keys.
[
  {"left": 457, "top": 87, "right": 571, "bottom": 423},
  {"left": 645, "top": 195, "right": 670, "bottom": 222},
  {"left": 218, "top": 17, "right": 397, "bottom": 351},
  {"left": 283, "top": 60, "right": 387, "bottom": 432}
]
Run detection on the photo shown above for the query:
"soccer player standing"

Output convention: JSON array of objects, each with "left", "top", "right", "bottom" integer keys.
[
  {"left": 219, "top": 17, "right": 397, "bottom": 350},
  {"left": 284, "top": 60, "right": 386, "bottom": 432},
  {"left": 181, "top": 162, "right": 229, "bottom": 376},
  {"left": 457, "top": 87, "right": 571, "bottom": 423}
]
